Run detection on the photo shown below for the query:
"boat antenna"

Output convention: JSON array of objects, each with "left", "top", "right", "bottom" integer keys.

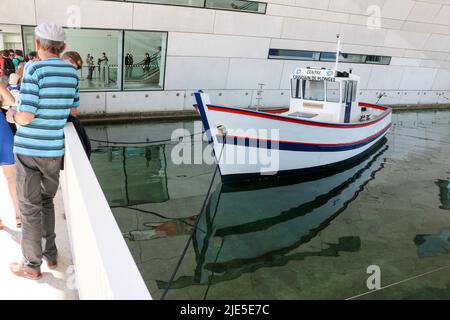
[{"left": 335, "top": 34, "right": 341, "bottom": 71}]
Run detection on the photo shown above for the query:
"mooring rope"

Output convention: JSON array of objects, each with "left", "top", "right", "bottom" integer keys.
[{"left": 160, "top": 139, "right": 225, "bottom": 300}]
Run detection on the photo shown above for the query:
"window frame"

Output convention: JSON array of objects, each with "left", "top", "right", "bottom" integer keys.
[
  {"left": 122, "top": 30, "right": 168, "bottom": 92},
  {"left": 105, "top": 0, "right": 267, "bottom": 15},
  {"left": 302, "top": 79, "right": 325, "bottom": 102},
  {"left": 268, "top": 48, "right": 391, "bottom": 66},
  {"left": 21, "top": 25, "right": 169, "bottom": 93},
  {"left": 326, "top": 80, "right": 341, "bottom": 103}
]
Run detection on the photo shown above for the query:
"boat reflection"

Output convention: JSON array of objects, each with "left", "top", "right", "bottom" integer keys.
[{"left": 157, "top": 139, "right": 389, "bottom": 292}]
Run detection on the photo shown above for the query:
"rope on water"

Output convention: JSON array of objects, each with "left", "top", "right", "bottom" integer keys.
[{"left": 160, "top": 139, "right": 225, "bottom": 300}]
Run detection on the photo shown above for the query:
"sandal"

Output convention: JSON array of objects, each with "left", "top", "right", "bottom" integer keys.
[{"left": 15, "top": 216, "right": 21, "bottom": 228}]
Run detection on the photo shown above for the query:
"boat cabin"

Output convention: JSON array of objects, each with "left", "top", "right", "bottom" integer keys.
[{"left": 289, "top": 67, "right": 361, "bottom": 124}]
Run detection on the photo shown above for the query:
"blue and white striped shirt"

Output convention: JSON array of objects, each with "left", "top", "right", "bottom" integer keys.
[{"left": 14, "top": 58, "right": 79, "bottom": 157}]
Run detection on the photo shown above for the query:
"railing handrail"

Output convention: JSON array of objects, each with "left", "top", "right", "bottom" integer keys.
[{"left": 61, "top": 123, "right": 152, "bottom": 300}]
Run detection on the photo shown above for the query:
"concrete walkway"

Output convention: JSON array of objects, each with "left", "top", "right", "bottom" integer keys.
[{"left": 0, "top": 172, "right": 78, "bottom": 300}]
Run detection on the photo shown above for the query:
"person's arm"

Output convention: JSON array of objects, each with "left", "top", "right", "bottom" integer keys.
[
  {"left": 6, "top": 66, "right": 39, "bottom": 125},
  {"left": 0, "top": 82, "right": 15, "bottom": 107},
  {"left": 70, "top": 80, "right": 80, "bottom": 117}
]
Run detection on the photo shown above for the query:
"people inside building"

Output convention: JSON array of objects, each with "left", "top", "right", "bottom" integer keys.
[
  {"left": 155, "top": 46, "right": 162, "bottom": 69},
  {"left": 143, "top": 52, "right": 151, "bottom": 73},
  {"left": 125, "top": 52, "right": 134, "bottom": 79},
  {"left": 86, "top": 54, "right": 94, "bottom": 80}
]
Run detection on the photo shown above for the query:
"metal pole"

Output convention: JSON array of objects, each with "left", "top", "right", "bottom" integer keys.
[{"left": 334, "top": 34, "right": 341, "bottom": 71}]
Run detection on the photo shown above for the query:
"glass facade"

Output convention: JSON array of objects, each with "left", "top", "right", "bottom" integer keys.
[
  {"left": 108, "top": 0, "right": 267, "bottom": 14},
  {"left": 269, "top": 49, "right": 391, "bottom": 65},
  {"left": 130, "top": 0, "right": 204, "bottom": 7},
  {"left": 123, "top": 31, "right": 167, "bottom": 90},
  {"left": 205, "top": 0, "right": 266, "bottom": 13},
  {"left": 22, "top": 26, "right": 167, "bottom": 92}
]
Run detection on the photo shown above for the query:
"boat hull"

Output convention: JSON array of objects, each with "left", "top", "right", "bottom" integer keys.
[{"left": 194, "top": 92, "right": 392, "bottom": 181}]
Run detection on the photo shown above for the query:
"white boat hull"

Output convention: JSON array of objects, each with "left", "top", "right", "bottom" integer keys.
[{"left": 194, "top": 92, "right": 392, "bottom": 180}]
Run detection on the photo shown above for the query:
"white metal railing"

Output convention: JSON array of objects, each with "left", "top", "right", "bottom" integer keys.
[{"left": 60, "top": 123, "right": 151, "bottom": 300}]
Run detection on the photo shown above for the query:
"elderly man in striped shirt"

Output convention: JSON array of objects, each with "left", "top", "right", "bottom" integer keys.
[{"left": 6, "top": 23, "right": 79, "bottom": 280}]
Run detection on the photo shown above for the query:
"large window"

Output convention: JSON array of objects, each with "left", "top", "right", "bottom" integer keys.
[
  {"left": 22, "top": 26, "right": 167, "bottom": 92},
  {"left": 129, "top": 0, "right": 204, "bottom": 7},
  {"left": 269, "top": 49, "right": 391, "bottom": 65},
  {"left": 0, "top": 24, "right": 23, "bottom": 51},
  {"left": 205, "top": 0, "right": 266, "bottom": 13},
  {"left": 108, "top": 0, "right": 267, "bottom": 14},
  {"left": 123, "top": 31, "right": 166, "bottom": 91}
]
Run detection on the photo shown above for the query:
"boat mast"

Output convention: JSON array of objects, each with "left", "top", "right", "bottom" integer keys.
[{"left": 334, "top": 34, "right": 341, "bottom": 71}]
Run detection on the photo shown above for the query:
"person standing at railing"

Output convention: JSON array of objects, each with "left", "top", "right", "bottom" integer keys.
[
  {"left": 62, "top": 51, "right": 91, "bottom": 159},
  {"left": 155, "top": 46, "right": 161, "bottom": 69},
  {"left": 0, "top": 82, "right": 19, "bottom": 231},
  {"left": 125, "top": 52, "right": 133, "bottom": 79},
  {"left": 99, "top": 52, "right": 109, "bottom": 83},
  {"left": 6, "top": 23, "right": 79, "bottom": 281},
  {"left": 87, "top": 54, "right": 94, "bottom": 80},
  {"left": 143, "top": 52, "right": 151, "bottom": 73}
]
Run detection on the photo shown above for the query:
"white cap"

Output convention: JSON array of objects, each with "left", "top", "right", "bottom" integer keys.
[
  {"left": 35, "top": 23, "right": 66, "bottom": 42},
  {"left": 9, "top": 73, "right": 19, "bottom": 86}
]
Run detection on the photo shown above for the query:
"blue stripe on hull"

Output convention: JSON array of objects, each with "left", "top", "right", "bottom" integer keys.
[{"left": 217, "top": 124, "right": 391, "bottom": 153}]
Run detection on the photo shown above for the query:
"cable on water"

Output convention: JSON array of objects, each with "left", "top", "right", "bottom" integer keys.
[
  {"left": 160, "top": 136, "right": 226, "bottom": 300},
  {"left": 89, "top": 132, "right": 204, "bottom": 147}
]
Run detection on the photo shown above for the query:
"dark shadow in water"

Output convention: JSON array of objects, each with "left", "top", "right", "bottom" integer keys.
[
  {"left": 435, "top": 179, "right": 450, "bottom": 210},
  {"left": 156, "top": 140, "right": 389, "bottom": 296},
  {"left": 414, "top": 228, "right": 450, "bottom": 258}
]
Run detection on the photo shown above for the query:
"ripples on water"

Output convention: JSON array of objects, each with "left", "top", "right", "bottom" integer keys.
[{"left": 87, "top": 110, "right": 450, "bottom": 299}]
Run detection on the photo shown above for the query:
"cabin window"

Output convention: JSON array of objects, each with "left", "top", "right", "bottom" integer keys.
[
  {"left": 326, "top": 81, "right": 340, "bottom": 102},
  {"left": 352, "top": 81, "right": 357, "bottom": 102},
  {"left": 290, "top": 79, "right": 301, "bottom": 99},
  {"left": 302, "top": 80, "right": 324, "bottom": 101},
  {"left": 342, "top": 81, "right": 358, "bottom": 103}
]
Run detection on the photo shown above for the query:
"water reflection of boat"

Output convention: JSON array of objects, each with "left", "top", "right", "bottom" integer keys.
[{"left": 158, "top": 139, "right": 388, "bottom": 292}]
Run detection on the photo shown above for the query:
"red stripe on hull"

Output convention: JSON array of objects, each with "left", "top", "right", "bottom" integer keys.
[
  {"left": 207, "top": 104, "right": 391, "bottom": 129},
  {"left": 359, "top": 102, "right": 387, "bottom": 111}
]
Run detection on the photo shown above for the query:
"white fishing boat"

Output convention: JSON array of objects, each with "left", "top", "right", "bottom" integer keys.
[{"left": 194, "top": 36, "right": 392, "bottom": 181}]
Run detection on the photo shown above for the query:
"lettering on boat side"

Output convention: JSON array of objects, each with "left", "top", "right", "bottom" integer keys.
[
  {"left": 179, "top": 304, "right": 270, "bottom": 317},
  {"left": 293, "top": 68, "right": 336, "bottom": 81}
]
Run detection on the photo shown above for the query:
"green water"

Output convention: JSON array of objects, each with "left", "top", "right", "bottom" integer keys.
[{"left": 87, "top": 110, "right": 450, "bottom": 300}]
